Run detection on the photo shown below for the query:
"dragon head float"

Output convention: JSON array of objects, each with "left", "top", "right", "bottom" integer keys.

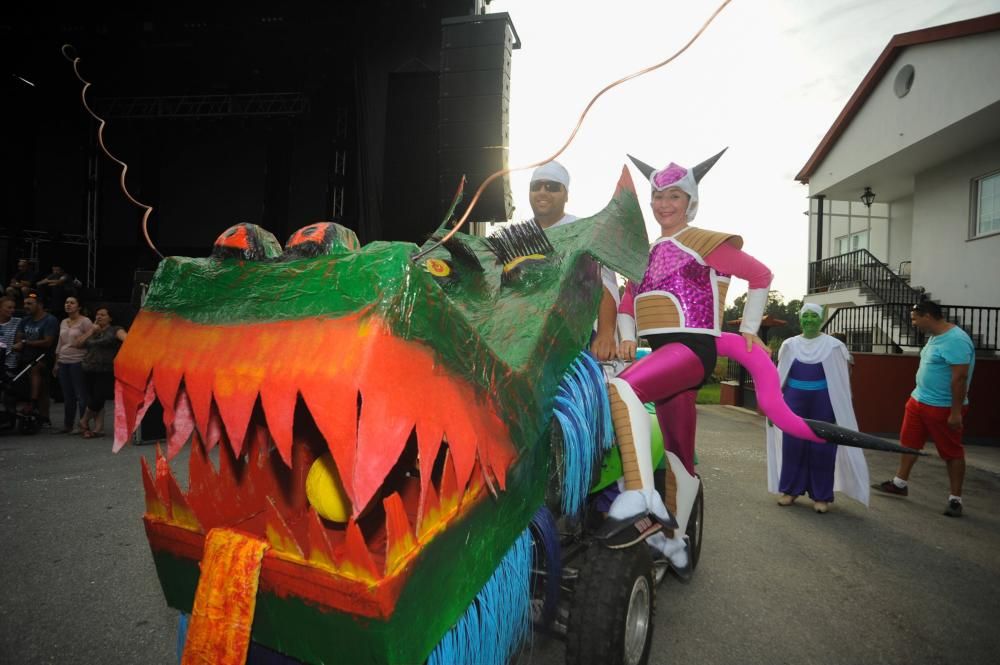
[{"left": 114, "top": 167, "right": 649, "bottom": 664}]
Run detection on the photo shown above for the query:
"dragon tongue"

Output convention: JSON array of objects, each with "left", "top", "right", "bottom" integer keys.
[{"left": 181, "top": 528, "right": 268, "bottom": 665}]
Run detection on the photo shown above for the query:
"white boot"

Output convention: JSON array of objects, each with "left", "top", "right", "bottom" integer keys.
[
  {"left": 647, "top": 532, "right": 688, "bottom": 568},
  {"left": 608, "top": 378, "right": 655, "bottom": 491}
]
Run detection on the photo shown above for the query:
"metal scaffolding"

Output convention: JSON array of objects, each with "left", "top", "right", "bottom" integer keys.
[
  {"left": 93, "top": 92, "right": 310, "bottom": 120},
  {"left": 72, "top": 91, "right": 312, "bottom": 288}
]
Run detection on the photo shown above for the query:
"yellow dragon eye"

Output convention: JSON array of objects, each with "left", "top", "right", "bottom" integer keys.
[
  {"left": 424, "top": 258, "right": 452, "bottom": 278},
  {"left": 306, "top": 453, "right": 352, "bottom": 523}
]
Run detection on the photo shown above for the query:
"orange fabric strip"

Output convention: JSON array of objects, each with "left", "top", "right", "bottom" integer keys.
[{"left": 181, "top": 528, "right": 269, "bottom": 665}]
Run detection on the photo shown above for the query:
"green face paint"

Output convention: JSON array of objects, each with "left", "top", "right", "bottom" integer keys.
[{"left": 800, "top": 309, "right": 823, "bottom": 338}]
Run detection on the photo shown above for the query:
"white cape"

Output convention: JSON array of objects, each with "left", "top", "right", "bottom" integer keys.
[{"left": 765, "top": 334, "right": 870, "bottom": 506}]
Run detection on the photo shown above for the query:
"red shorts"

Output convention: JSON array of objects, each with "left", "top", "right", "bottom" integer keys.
[{"left": 899, "top": 397, "right": 968, "bottom": 461}]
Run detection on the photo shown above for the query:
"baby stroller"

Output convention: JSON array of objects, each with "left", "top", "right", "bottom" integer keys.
[{"left": 0, "top": 346, "right": 48, "bottom": 435}]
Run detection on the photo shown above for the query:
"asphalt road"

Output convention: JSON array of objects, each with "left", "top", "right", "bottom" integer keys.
[{"left": 2, "top": 405, "right": 998, "bottom": 665}]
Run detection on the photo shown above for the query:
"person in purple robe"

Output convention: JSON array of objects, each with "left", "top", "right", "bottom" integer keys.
[{"left": 765, "top": 304, "right": 870, "bottom": 512}]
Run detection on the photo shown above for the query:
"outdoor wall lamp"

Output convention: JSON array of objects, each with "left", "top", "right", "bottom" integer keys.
[{"left": 861, "top": 186, "right": 876, "bottom": 208}]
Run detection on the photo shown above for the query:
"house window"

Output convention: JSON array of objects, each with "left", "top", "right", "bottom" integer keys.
[
  {"left": 834, "top": 230, "right": 869, "bottom": 255},
  {"left": 973, "top": 171, "right": 1000, "bottom": 238}
]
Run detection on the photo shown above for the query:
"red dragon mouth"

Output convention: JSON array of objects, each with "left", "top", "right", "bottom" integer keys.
[{"left": 115, "top": 311, "right": 518, "bottom": 618}]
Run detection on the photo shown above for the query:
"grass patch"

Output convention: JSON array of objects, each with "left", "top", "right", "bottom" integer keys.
[{"left": 696, "top": 382, "right": 721, "bottom": 405}]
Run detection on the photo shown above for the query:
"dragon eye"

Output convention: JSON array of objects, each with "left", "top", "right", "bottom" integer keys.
[
  {"left": 305, "top": 453, "right": 352, "bottom": 523},
  {"left": 424, "top": 258, "right": 452, "bottom": 278},
  {"left": 212, "top": 223, "right": 283, "bottom": 260},
  {"left": 284, "top": 222, "right": 360, "bottom": 259}
]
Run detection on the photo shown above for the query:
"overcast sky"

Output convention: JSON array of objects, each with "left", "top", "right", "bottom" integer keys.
[{"left": 487, "top": 0, "right": 1000, "bottom": 303}]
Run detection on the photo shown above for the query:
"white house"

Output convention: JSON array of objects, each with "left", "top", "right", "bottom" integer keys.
[{"left": 795, "top": 13, "right": 1000, "bottom": 356}]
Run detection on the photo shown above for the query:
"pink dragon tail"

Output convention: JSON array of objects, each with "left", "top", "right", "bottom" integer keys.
[{"left": 715, "top": 333, "right": 823, "bottom": 442}]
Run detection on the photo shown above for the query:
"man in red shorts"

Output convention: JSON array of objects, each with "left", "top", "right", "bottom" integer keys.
[{"left": 873, "top": 301, "right": 975, "bottom": 517}]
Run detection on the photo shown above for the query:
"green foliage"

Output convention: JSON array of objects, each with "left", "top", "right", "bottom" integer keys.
[
  {"left": 695, "top": 383, "right": 720, "bottom": 404},
  {"left": 724, "top": 290, "right": 803, "bottom": 346},
  {"left": 711, "top": 356, "right": 727, "bottom": 383}
]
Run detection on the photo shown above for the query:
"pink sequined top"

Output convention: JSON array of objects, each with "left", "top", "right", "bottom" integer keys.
[{"left": 621, "top": 232, "right": 772, "bottom": 337}]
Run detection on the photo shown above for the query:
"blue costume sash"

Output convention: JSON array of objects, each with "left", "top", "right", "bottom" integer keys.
[{"left": 786, "top": 377, "right": 828, "bottom": 391}]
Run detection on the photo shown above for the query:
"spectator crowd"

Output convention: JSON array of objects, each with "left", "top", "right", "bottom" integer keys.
[{"left": 2, "top": 258, "right": 127, "bottom": 434}]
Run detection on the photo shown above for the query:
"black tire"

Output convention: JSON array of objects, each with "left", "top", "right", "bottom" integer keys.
[
  {"left": 565, "top": 545, "right": 655, "bottom": 665},
  {"left": 687, "top": 479, "right": 704, "bottom": 571}
]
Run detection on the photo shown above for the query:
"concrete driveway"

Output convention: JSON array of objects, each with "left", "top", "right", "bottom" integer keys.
[{"left": 1, "top": 405, "right": 998, "bottom": 664}]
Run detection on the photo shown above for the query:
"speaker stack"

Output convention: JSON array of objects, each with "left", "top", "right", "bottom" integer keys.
[{"left": 439, "top": 13, "right": 519, "bottom": 226}]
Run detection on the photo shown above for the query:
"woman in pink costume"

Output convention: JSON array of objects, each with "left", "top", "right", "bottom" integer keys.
[
  {"left": 606, "top": 149, "right": 774, "bottom": 569},
  {"left": 615, "top": 149, "right": 772, "bottom": 469}
]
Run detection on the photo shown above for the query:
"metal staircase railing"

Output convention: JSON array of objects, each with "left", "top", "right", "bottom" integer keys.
[
  {"left": 807, "top": 249, "right": 924, "bottom": 304},
  {"left": 823, "top": 303, "right": 1000, "bottom": 353}
]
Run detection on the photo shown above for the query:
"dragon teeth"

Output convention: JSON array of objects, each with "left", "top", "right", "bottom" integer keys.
[
  {"left": 383, "top": 492, "right": 417, "bottom": 575},
  {"left": 354, "top": 395, "right": 414, "bottom": 518},
  {"left": 166, "top": 389, "right": 196, "bottom": 460},
  {"left": 263, "top": 498, "right": 305, "bottom": 558},
  {"left": 259, "top": 382, "right": 297, "bottom": 467},
  {"left": 212, "top": 383, "right": 259, "bottom": 460},
  {"left": 299, "top": 382, "right": 359, "bottom": 505}
]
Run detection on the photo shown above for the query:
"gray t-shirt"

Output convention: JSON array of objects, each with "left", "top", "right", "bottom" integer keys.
[{"left": 17, "top": 313, "right": 58, "bottom": 363}]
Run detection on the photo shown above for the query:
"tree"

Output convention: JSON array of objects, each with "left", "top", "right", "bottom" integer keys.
[{"left": 724, "top": 291, "right": 803, "bottom": 351}]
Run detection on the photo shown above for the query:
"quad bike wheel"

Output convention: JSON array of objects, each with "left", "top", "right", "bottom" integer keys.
[
  {"left": 565, "top": 544, "right": 654, "bottom": 665},
  {"left": 686, "top": 479, "right": 704, "bottom": 571}
]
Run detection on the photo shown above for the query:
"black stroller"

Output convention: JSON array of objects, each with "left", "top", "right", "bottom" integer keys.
[{"left": 0, "top": 347, "right": 48, "bottom": 435}]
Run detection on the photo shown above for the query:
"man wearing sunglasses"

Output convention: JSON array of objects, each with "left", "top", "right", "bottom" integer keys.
[{"left": 528, "top": 161, "right": 620, "bottom": 361}]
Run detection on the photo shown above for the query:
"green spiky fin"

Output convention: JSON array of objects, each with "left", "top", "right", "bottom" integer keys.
[{"left": 545, "top": 165, "right": 649, "bottom": 284}]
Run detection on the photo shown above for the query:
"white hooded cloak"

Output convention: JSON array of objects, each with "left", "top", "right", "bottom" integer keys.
[{"left": 765, "top": 334, "right": 870, "bottom": 506}]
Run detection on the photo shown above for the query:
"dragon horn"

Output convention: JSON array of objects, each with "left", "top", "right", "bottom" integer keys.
[
  {"left": 691, "top": 147, "right": 727, "bottom": 183},
  {"left": 626, "top": 154, "right": 657, "bottom": 181}
]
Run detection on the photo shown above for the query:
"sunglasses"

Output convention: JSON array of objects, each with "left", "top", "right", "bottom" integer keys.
[{"left": 530, "top": 181, "right": 564, "bottom": 193}]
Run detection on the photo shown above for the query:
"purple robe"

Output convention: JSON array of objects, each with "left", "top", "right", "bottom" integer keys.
[{"left": 778, "top": 359, "right": 838, "bottom": 502}]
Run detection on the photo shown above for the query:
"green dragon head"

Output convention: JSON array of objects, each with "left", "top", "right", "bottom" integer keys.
[{"left": 115, "top": 167, "right": 648, "bottom": 664}]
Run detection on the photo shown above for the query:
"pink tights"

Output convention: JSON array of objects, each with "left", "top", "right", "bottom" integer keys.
[{"left": 618, "top": 343, "right": 703, "bottom": 476}]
